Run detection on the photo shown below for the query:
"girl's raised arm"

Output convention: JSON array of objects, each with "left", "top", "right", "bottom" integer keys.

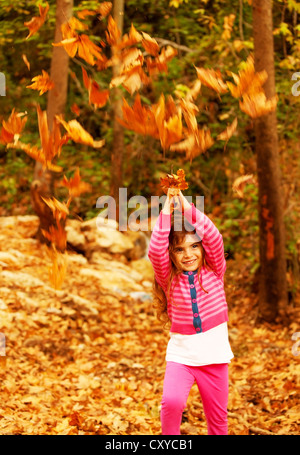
[
  {"left": 148, "top": 192, "right": 173, "bottom": 289},
  {"left": 178, "top": 191, "right": 226, "bottom": 278}
]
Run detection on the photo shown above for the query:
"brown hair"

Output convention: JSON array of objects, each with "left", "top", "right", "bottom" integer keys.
[{"left": 152, "top": 214, "right": 209, "bottom": 328}]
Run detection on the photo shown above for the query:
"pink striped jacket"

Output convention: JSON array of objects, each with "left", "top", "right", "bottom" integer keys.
[{"left": 148, "top": 203, "right": 228, "bottom": 335}]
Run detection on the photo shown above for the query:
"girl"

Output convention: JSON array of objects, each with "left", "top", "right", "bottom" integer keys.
[{"left": 148, "top": 189, "right": 233, "bottom": 435}]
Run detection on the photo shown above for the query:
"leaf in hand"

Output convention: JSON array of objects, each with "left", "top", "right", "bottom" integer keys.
[{"left": 160, "top": 168, "right": 189, "bottom": 195}]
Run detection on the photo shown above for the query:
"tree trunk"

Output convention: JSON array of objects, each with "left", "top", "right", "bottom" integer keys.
[
  {"left": 252, "top": 0, "right": 288, "bottom": 321},
  {"left": 110, "top": 0, "right": 125, "bottom": 222},
  {"left": 30, "top": 0, "right": 73, "bottom": 249}
]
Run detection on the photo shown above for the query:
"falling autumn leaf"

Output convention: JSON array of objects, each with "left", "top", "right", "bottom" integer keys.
[
  {"left": 227, "top": 55, "right": 268, "bottom": 98},
  {"left": 61, "top": 168, "right": 92, "bottom": 198},
  {"left": 45, "top": 245, "right": 68, "bottom": 289},
  {"left": 170, "top": 128, "right": 214, "bottom": 162},
  {"left": 146, "top": 46, "right": 178, "bottom": 76},
  {"left": 152, "top": 94, "right": 183, "bottom": 151},
  {"left": 0, "top": 109, "right": 27, "bottom": 145},
  {"left": 232, "top": 174, "right": 256, "bottom": 198},
  {"left": 26, "top": 70, "right": 54, "bottom": 95},
  {"left": 24, "top": 2, "right": 49, "bottom": 39},
  {"left": 217, "top": 117, "right": 238, "bottom": 142},
  {"left": 41, "top": 197, "right": 70, "bottom": 220},
  {"left": 22, "top": 54, "right": 30, "bottom": 70},
  {"left": 55, "top": 115, "right": 105, "bottom": 148},
  {"left": 105, "top": 15, "right": 121, "bottom": 46},
  {"left": 118, "top": 93, "right": 159, "bottom": 138},
  {"left": 239, "top": 91, "right": 278, "bottom": 118},
  {"left": 9, "top": 142, "right": 62, "bottom": 172},
  {"left": 37, "top": 105, "right": 65, "bottom": 163},
  {"left": 120, "top": 23, "right": 143, "bottom": 48},
  {"left": 82, "top": 67, "right": 109, "bottom": 108},
  {"left": 195, "top": 66, "right": 228, "bottom": 94},
  {"left": 53, "top": 17, "right": 104, "bottom": 66},
  {"left": 141, "top": 32, "right": 159, "bottom": 56},
  {"left": 71, "top": 103, "right": 81, "bottom": 116}
]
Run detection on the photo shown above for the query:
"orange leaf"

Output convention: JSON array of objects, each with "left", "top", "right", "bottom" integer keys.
[
  {"left": 24, "top": 2, "right": 49, "bottom": 39},
  {"left": 82, "top": 67, "right": 109, "bottom": 108},
  {"left": 232, "top": 174, "right": 256, "bottom": 198},
  {"left": 56, "top": 115, "right": 105, "bottom": 148},
  {"left": 41, "top": 197, "right": 70, "bottom": 220},
  {"left": 146, "top": 46, "right": 177, "bottom": 76},
  {"left": 71, "top": 103, "right": 80, "bottom": 116},
  {"left": 22, "top": 54, "right": 30, "bottom": 70},
  {"left": 118, "top": 94, "right": 159, "bottom": 138},
  {"left": 45, "top": 245, "right": 68, "bottom": 289},
  {"left": 170, "top": 128, "right": 214, "bottom": 162},
  {"left": 121, "top": 23, "right": 143, "bottom": 48},
  {"left": 239, "top": 91, "right": 277, "bottom": 118},
  {"left": 37, "top": 105, "right": 64, "bottom": 163},
  {"left": 160, "top": 169, "right": 189, "bottom": 194},
  {"left": 97, "top": 2, "right": 113, "bottom": 18},
  {"left": 217, "top": 117, "right": 238, "bottom": 142},
  {"left": 141, "top": 32, "right": 159, "bottom": 56},
  {"left": 53, "top": 18, "right": 103, "bottom": 66},
  {"left": 195, "top": 66, "right": 228, "bottom": 94},
  {"left": 0, "top": 109, "right": 27, "bottom": 144},
  {"left": 61, "top": 168, "right": 92, "bottom": 198},
  {"left": 226, "top": 55, "right": 268, "bottom": 98},
  {"left": 105, "top": 15, "right": 121, "bottom": 46},
  {"left": 8, "top": 140, "right": 62, "bottom": 172},
  {"left": 26, "top": 70, "right": 54, "bottom": 95},
  {"left": 152, "top": 94, "right": 183, "bottom": 150}
]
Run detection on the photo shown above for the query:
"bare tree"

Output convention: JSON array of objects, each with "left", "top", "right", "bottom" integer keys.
[{"left": 252, "top": 0, "right": 288, "bottom": 321}]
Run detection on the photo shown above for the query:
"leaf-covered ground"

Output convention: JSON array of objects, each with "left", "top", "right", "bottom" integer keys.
[{"left": 0, "top": 216, "right": 299, "bottom": 435}]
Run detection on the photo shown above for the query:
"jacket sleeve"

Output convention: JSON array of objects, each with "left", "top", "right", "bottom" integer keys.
[
  {"left": 148, "top": 211, "right": 171, "bottom": 289},
  {"left": 184, "top": 203, "right": 226, "bottom": 278}
]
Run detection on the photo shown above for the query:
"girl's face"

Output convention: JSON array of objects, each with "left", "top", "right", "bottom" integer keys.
[{"left": 171, "top": 234, "right": 203, "bottom": 272}]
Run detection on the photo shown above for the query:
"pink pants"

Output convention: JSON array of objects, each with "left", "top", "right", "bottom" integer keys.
[{"left": 161, "top": 361, "right": 228, "bottom": 435}]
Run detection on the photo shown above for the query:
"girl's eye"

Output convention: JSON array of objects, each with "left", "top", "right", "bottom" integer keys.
[
  {"left": 192, "top": 244, "right": 199, "bottom": 248},
  {"left": 175, "top": 248, "right": 183, "bottom": 253}
]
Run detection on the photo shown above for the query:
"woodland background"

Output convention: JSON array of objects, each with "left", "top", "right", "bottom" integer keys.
[{"left": 0, "top": 0, "right": 299, "bottom": 435}]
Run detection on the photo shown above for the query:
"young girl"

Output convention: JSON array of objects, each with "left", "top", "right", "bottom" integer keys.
[{"left": 148, "top": 189, "right": 233, "bottom": 435}]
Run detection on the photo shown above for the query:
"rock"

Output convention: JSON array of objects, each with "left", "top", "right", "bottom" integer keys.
[{"left": 66, "top": 216, "right": 148, "bottom": 261}]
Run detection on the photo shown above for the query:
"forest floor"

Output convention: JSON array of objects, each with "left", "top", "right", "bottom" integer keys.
[{"left": 0, "top": 216, "right": 299, "bottom": 435}]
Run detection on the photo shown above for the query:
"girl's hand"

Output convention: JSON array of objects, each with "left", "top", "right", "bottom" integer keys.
[
  {"left": 178, "top": 190, "right": 191, "bottom": 212},
  {"left": 162, "top": 188, "right": 180, "bottom": 214}
]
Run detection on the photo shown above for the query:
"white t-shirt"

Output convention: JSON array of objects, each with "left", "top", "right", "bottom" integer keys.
[{"left": 165, "top": 322, "right": 234, "bottom": 366}]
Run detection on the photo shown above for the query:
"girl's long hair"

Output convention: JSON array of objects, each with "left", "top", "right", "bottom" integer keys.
[{"left": 152, "top": 213, "right": 209, "bottom": 328}]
